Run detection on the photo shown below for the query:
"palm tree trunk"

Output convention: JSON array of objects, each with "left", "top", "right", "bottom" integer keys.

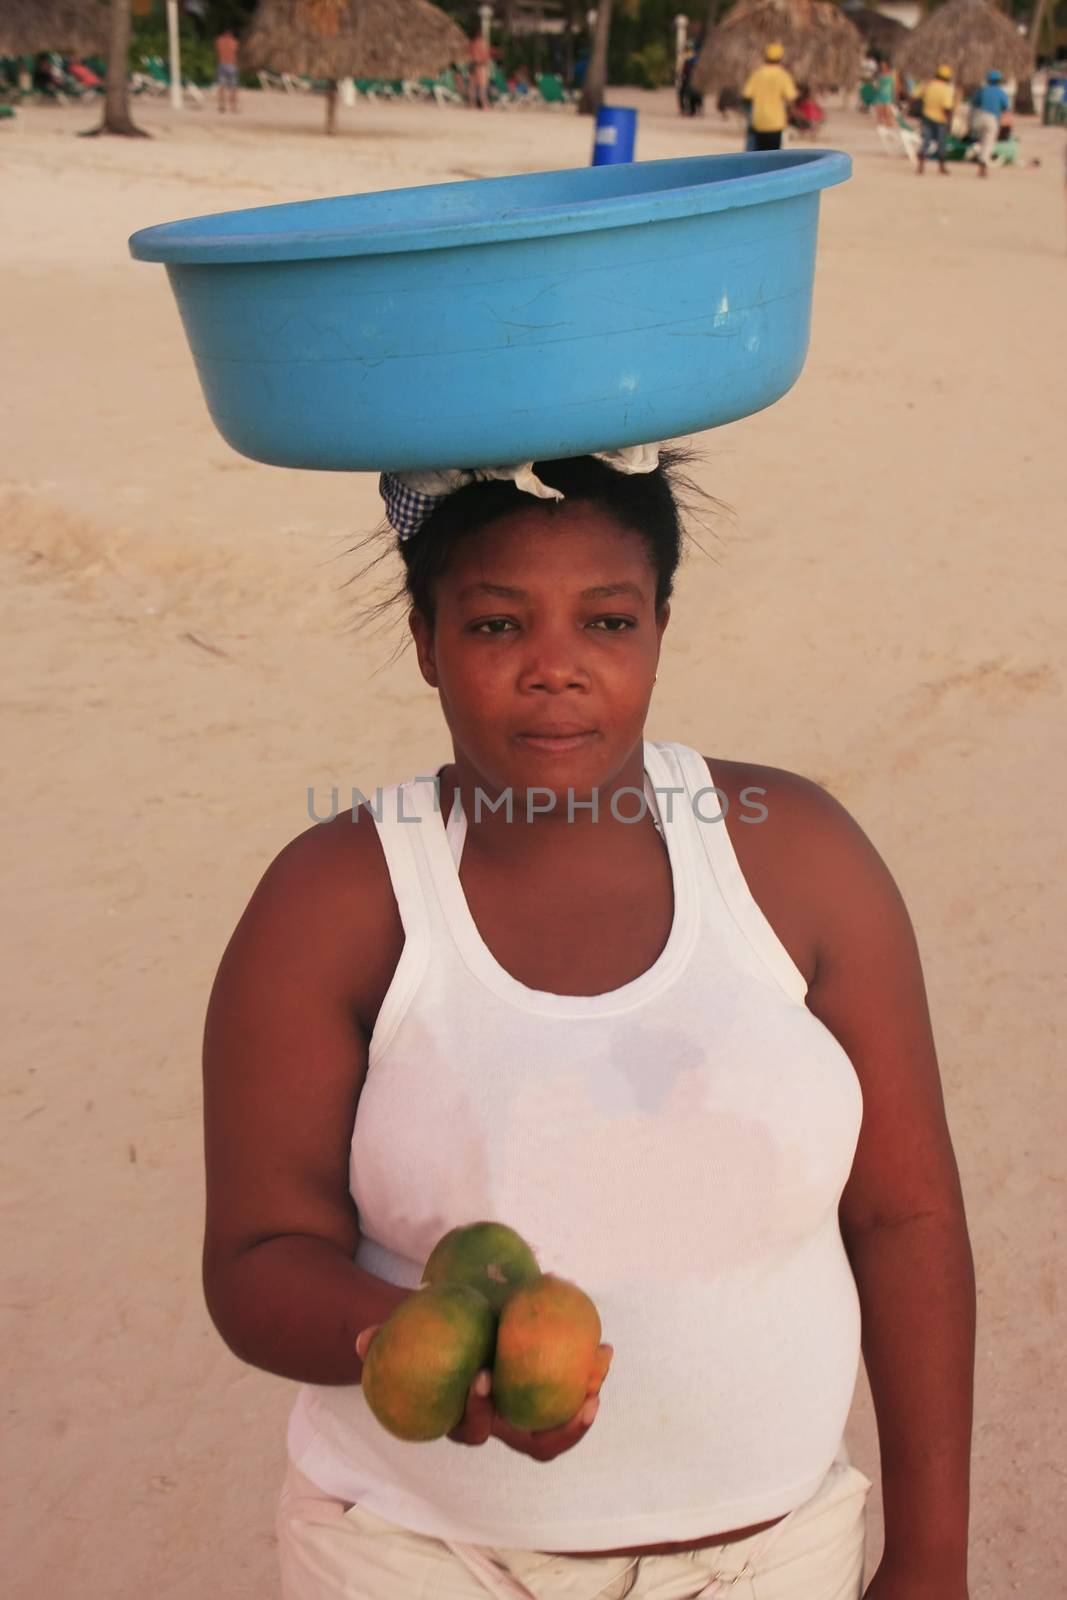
[
  {"left": 578, "top": 0, "right": 614, "bottom": 116},
  {"left": 326, "top": 81, "right": 339, "bottom": 134},
  {"left": 1011, "top": 0, "right": 1050, "bottom": 116},
  {"left": 1028, "top": 0, "right": 1052, "bottom": 53},
  {"left": 700, "top": 0, "right": 729, "bottom": 47},
  {"left": 84, "top": 0, "right": 149, "bottom": 136}
]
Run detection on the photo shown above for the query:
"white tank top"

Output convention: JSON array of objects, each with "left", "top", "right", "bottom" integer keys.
[{"left": 287, "top": 739, "right": 863, "bottom": 1550}]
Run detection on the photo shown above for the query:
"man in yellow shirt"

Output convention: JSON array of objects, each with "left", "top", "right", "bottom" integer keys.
[
  {"left": 917, "top": 63, "right": 955, "bottom": 176},
  {"left": 742, "top": 43, "right": 798, "bottom": 152}
]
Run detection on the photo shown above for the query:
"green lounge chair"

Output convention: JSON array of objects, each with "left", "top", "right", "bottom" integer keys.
[{"left": 535, "top": 72, "right": 572, "bottom": 107}]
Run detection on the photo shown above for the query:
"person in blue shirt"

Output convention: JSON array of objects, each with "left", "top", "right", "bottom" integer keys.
[{"left": 971, "top": 69, "right": 1011, "bottom": 177}]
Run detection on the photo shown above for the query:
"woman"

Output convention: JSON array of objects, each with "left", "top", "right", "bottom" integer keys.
[
  {"left": 201, "top": 450, "right": 975, "bottom": 1599},
  {"left": 873, "top": 60, "right": 898, "bottom": 131}
]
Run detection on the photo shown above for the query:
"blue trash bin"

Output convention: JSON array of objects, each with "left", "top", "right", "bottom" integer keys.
[
  {"left": 1044, "top": 75, "right": 1067, "bottom": 126},
  {"left": 592, "top": 105, "right": 637, "bottom": 166}
]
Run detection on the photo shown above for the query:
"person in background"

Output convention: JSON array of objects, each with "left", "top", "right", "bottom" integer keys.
[
  {"left": 678, "top": 48, "right": 704, "bottom": 117},
  {"left": 717, "top": 84, "right": 744, "bottom": 118},
  {"left": 741, "top": 42, "right": 798, "bottom": 152},
  {"left": 791, "top": 83, "right": 826, "bottom": 140},
  {"left": 991, "top": 119, "right": 1020, "bottom": 165},
  {"left": 466, "top": 29, "right": 491, "bottom": 110},
  {"left": 214, "top": 27, "right": 239, "bottom": 115},
  {"left": 508, "top": 64, "right": 532, "bottom": 98},
  {"left": 873, "top": 58, "right": 897, "bottom": 129},
  {"left": 986, "top": 119, "right": 1040, "bottom": 170},
  {"left": 970, "top": 69, "right": 1011, "bottom": 178},
  {"left": 68, "top": 59, "right": 103, "bottom": 92},
  {"left": 917, "top": 62, "right": 955, "bottom": 176},
  {"left": 32, "top": 51, "right": 64, "bottom": 100}
]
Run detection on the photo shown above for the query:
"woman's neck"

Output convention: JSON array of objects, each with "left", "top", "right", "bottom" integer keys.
[{"left": 437, "top": 744, "right": 656, "bottom": 867}]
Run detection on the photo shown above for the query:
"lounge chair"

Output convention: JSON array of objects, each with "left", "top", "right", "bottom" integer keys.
[
  {"left": 876, "top": 107, "right": 920, "bottom": 166},
  {"left": 535, "top": 73, "right": 574, "bottom": 108},
  {"left": 135, "top": 55, "right": 170, "bottom": 94},
  {"left": 488, "top": 65, "right": 521, "bottom": 107},
  {"left": 130, "top": 54, "right": 206, "bottom": 105},
  {"left": 420, "top": 73, "right": 463, "bottom": 107},
  {"left": 353, "top": 78, "right": 404, "bottom": 101}
]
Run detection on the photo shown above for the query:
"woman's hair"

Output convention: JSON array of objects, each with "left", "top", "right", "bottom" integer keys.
[{"left": 342, "top": 445, "right": 721, "bottom": 653}]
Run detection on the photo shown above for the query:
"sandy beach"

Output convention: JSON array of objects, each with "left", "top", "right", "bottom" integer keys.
[{"left": 3, "top": 86, "right": 1065, "bottom": 1598}]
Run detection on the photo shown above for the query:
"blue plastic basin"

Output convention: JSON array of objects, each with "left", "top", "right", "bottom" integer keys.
[{"left": 128, "top": 151, "right": 850, "bottom": 472}]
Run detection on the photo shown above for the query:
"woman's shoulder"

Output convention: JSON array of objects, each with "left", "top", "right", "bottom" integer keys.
[
  {"left": 700, "top": 754, "right": 866, "bottom": 861},
  {"left": 703, "top": 753, "right": 832, "bottom": 801},
  {"left": 245, "top": 805, "right": 404, "bottom": 1031},
  {"left": 704, "top": 755, "right": 910, "bottom": 983},
  {"left": 267, "top": 801, "right": 394, "bottom": 899}
]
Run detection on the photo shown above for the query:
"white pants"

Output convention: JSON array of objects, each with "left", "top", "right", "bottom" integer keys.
[
  {"left": 276, "top": 1442, "right": 872, "bottom": 1599},
  {"left": 974, "top": 109, "right": 1000, "bottom": 164}
]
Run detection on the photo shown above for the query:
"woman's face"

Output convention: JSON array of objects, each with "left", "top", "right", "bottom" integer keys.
[{"left": 410, "top": 503, "right": 670, "bottom": 804}]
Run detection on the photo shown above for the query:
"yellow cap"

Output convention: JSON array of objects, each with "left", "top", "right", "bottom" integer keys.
[
  {"left": 765, "top": 42, "right": 784, "bottom": 62},
  {"left": 937, "top": 63, "right": 952, "bottom": 79}
]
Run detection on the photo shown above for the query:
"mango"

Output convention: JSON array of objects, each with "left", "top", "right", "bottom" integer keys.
[
  {"left": 492, "top": 1273, "right": 603, "bottom": 1432},
  {"left": 421, "top": 1220, "right": 541, "bottom": 1314},
  {"left": 361, "top": 1283, "right": 496, "bottom": 1442}
]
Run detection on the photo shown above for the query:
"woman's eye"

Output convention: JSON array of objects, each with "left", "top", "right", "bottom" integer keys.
[
  {"left": 468, "top": 616, "right": 635, "bottom": 635},
  {"left": 470, "top": 618, "right": 516, "bottom": 635}
]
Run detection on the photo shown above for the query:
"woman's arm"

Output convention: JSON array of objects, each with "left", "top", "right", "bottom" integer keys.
[
  {"left": 787, "top": 776, "right": 976, "bottom": 1595},
  {"left": 202, "top": 814, "right": 411, "bottom": 1384}
]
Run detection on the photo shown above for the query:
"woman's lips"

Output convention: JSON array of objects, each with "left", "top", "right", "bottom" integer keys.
[{"left": 515, "top": 731, "right": 598, "bottom": 754}]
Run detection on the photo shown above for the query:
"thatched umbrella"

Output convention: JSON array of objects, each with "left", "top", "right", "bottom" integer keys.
[
  {"left": 0, "top": 0, "right": 109, "bottom": 58},
  {"left": 897, "top": 0, "right": 1032, "bottom": 93},
  {"left": 243, "top": 0, "right": 468, "bottom": 132},
  {"left": 841, "top": 4, "right": 908, "bottom": 65},
  {"left": 692, "top": 0, "right": 865, "bottom": 97}
]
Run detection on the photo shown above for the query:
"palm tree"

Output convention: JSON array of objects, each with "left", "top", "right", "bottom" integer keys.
[
  {"left": 579, "top": 0, "right": 614, "bottom": 113},
  {"left": 1016, "top": 0, "right": 1057, "bottom": 115},
  {"left": 85, "top": 0, "right": 148, "bottom": 136},
  {"left": 700, "top": 0, "right": 730, "bottom": 47},
  {"left": 243, "top": 0, "right": 466, "bottom": 135}
]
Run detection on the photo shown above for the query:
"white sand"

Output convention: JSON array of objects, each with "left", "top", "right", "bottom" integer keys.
[{"left": 3, "top": 87, "right": 1065, "bottom": 1598}]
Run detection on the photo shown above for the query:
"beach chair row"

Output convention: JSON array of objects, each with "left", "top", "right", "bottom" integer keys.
[
  {"left": 0, "top": 52, "right": 214, "bottom": 108},
  {"left": 256, "top": 67, "right": 575, "bottom": 110},
  {"left": 1, "top": 52, "right": 105, "bottom": 105},
  {"left": 129, "top": 54, "right": 210, "bottom": 104}
]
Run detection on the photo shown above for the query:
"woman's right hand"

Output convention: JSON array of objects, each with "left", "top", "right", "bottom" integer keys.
[{"left": 356, "top": 1327, "right": 613, "bottom": 1463}]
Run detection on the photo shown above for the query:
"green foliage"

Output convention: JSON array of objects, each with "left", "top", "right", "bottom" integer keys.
[
  {"left": 130, "top": 18, "right": 218, "bottom": 85},
  {"left": 181, "top": 1, "right": 258, "bottom": 32},
  {"left": 438, "top": 0, "right": 705, "bottom": 88},
  {"left": 608, "top": 0, "right": 703, "bottom": 87},
  {"left": 626, "top": 39, "right": 673, "bottom": 88}
]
